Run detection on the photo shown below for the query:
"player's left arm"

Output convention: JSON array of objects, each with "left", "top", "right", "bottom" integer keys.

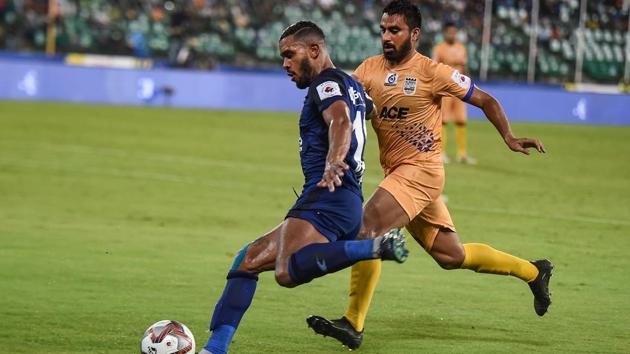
[
  {"left": 466, "top": 87, "right": 546, "bottom": 155},
  {"left": 364, "top": 92, "right": 376, "bottom": 120},
  {"left": 317, "top": 100, "right": 352, "bottom": 192}
]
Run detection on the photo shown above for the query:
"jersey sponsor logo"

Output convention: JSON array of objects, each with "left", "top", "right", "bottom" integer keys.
[
  {"left": 379, "top": 105, "right": 409, "bottom": 119},
  {"left": 384, "top": 72, "right": 398, "bottom": 86},
  {"left": 316, "top": 81, "right": 342, "bottom": 100},
  {"left": 403, "top": 77, "right": 417, "bottom": 95},
  {"left": 451, "top": 70, "right": 472, "bottom": 90}
]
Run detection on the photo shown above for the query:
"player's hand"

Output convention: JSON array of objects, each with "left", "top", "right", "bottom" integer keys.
[
  {"left": 505, "top": 135, "right": 546, "bottom": 155},
  {"left": 317, "top": 160, "right": 349, "bottom": 192}
]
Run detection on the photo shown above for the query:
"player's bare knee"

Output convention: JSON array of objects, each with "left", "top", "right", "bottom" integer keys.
[
  {"left": 359, "top": 219, "right": 380, "bottom": 239},
  {"left": 357, "top": 226, "right": 368, "bottom": 239},
  {"left": 236, "top": 255, "right": 257, "bottom": 272},
  {"left": 435, "top": 248, "right": 465, "bottom": 270},
  {"left": 451, "top": 243, "right": 466, "bottom": 267},
  {"left": 362, "top": 228, "right": 380, "bottom": 239},
  {"left": 274, "top": 270, "right": 296, "bottom": 288},
  {"left": 435, "top": 255, "right": 457, "bottom": 269},
  {"left": 236, "top": 247, "right": 262, "bottom": 273}
]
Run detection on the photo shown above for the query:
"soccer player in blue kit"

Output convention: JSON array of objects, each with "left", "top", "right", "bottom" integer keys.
[{"left": 198, "top": 21, "right": 409, "bottom": 354}]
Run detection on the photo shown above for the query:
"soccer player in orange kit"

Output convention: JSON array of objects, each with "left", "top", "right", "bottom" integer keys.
[
  {"left": 306, "top": 1, "right": 553, "bottom": 349},
  {"left": 433, "top": 21, "right": 475, "bottom": 164}
]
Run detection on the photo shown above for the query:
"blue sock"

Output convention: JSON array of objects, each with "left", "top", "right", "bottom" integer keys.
[
  {"left": 204, "top": 270, "right": 258, "bottom": 354},
  {"left": 288, "top": 239, "right": 375, "bottom": 285}
]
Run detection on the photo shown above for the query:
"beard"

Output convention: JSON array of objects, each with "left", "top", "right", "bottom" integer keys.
[
  {"left": 295, "top": 57, "right": 315, "bottom": 89},
  {"left": 383, "top": 37, "right": 412, "bottom": 63}
]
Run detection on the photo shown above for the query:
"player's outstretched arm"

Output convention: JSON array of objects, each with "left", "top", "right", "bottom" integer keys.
[
  {"left": 317, "top": 100, "right": 352, "bottom": 192},
  {"left": 466, "top": 87, "right": 546, "bottom": 155}
]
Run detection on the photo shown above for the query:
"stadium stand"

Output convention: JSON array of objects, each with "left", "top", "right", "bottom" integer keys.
[{"left": 0, "top": 0, "right": 627, "bottom": 83}]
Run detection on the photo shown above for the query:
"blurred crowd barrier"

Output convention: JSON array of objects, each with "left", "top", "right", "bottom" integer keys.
[
  {"left": 1, "top": 53, "right": 628, "bottom": 124},
  {"left": 1, "top": 0, "right": 629, "bottom": 84}
]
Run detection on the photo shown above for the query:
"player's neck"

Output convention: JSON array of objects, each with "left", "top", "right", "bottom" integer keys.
[
  {"left": 318, "top": 57, "right": 335, "bottom": 74},
  {"left": 386, "top": 50, "right": 416, "bottom": 68}
]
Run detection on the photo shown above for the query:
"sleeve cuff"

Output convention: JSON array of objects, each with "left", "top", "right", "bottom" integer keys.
[
  {"left": 318, "top": 95, "right": 347, "bottom": 113},
  {"left": 462, "top": 81, "right": 475, "bottom": 102}
]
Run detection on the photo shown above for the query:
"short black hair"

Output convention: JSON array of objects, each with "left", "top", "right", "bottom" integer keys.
[
  {"left": 280, "top": 21, "right": 326, "bottom": 42},
  {"left": 443, "top": 21, "right": 457, "bottom": 30},
  {"left": 382, "top": 0, "right": 422, "bottom": 30}
]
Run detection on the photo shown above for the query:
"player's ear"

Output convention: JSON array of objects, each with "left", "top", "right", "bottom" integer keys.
[
  {"left": 309, "top": 43, "right": 321, "bottom": 59},
  {"left": 411, "top": 28, "right": 421, "bottom": 43}
]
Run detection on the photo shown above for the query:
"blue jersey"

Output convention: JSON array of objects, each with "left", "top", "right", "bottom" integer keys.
[{"left": 298, "top": 68, "right": 371, "bottom": 196}]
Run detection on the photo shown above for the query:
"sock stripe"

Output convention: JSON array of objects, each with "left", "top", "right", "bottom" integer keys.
[
  {"left": 227, "top": 270, "right": 259, "bottom": 281},
  {"left": 230, "top": 243, "right": 250, "bottom": 271}
]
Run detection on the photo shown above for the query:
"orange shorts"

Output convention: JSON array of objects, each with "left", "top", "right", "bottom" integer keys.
[
  {"left": 378, "top": 163, "right": 456, "bottom": 251},
  {"left": 442, "top": 96, "right": 467, "bottom": 124}
]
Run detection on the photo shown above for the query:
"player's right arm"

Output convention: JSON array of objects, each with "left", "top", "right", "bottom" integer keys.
[
  {"left": 318, "top": 100, "right": 352, "bottom": 192},
  {"left": 466, "top": 87, "right": 546, "bottom": 155}
]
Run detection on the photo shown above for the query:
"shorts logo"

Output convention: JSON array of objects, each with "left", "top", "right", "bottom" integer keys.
[
  {"left": 316, "top": 257, "right": 328, "bottom": 272},
  {"left": 403, "top": 77, "right": 417, "bottom": 95},
  {"left": 451, "top": 70, "right": 471, "bottom": 90},
  {"left": 384, "top": 72, "right": 398, "bottom": 86},
  {"left": 316, "top": 81, "right": 342, "bottom": 100}
]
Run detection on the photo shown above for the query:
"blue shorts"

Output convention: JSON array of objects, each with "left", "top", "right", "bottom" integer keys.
[{"left": 286, "top": 186, "right": 362, "bottom": 242}]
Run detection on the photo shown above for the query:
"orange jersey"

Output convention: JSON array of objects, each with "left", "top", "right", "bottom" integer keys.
[
  {"left": 354, "top": 53, "right": 474, "bottom": 174},
  {"left": 432, "top": 41, "right": 468, "bottom": 73}
]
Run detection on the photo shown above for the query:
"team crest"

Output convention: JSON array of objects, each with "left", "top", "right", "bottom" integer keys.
[
  {"left": 403, "top": 77, "right": 417, "bottom": 95},
  {"left": 384, "top": 72, "right": 398, "bottom": 86}
]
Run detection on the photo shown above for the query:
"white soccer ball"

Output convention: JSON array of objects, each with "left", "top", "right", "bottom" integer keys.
[{"left": 140, "top": 320, "right": 195, "bottom": 354}]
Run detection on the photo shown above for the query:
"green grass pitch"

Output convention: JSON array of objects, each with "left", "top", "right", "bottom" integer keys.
[{"left": 1, "top": 101, "right": 629, "bottom": 353}]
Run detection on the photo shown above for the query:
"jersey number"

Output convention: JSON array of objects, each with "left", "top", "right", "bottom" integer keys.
[{"left": 352, "top": 111, "right": 367, "bottom": 181}]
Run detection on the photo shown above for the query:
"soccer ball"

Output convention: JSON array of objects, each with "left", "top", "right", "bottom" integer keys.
[{"left": 140, "top": 320, "right": 195, "bottom": 354}]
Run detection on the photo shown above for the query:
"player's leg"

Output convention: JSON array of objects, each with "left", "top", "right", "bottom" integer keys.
[
  {"left": 431, "top": 230, "right": 536, "bottom": 278},
  {"left": 275, "top": 216, "right": 408, "bottom": 288},
  {"left": 431, "top": 230, "right": 553, "bottom": 315},
  {"left": 415, "top": 198, "right": 552, "bottom": 315},
  {"left": 307, "top": 187, "right": 412, "bottom": 349},
  {"left": 308, "top": 165, "right": 448, "bottom": 348},
  {"left": 201, "top": 224, "right": 283, "bottom": 354},
  {"left": 342, "top": 187, "right": 410, "bottom": 328}
]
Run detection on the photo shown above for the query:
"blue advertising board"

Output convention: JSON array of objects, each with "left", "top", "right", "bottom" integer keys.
[{"left": 1, "top": 58, "right": 628, "bottom": 125}]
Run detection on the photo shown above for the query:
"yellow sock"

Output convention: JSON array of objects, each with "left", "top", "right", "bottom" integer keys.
[
  {"left": 462, "top": 243, "right": 538, "bottom": 282},
  {"left": 455, "top": 123, "right": 467, "bottom": 157},
  {"left": 343, "top": 259, "right": 382, "bottom": 332}
]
